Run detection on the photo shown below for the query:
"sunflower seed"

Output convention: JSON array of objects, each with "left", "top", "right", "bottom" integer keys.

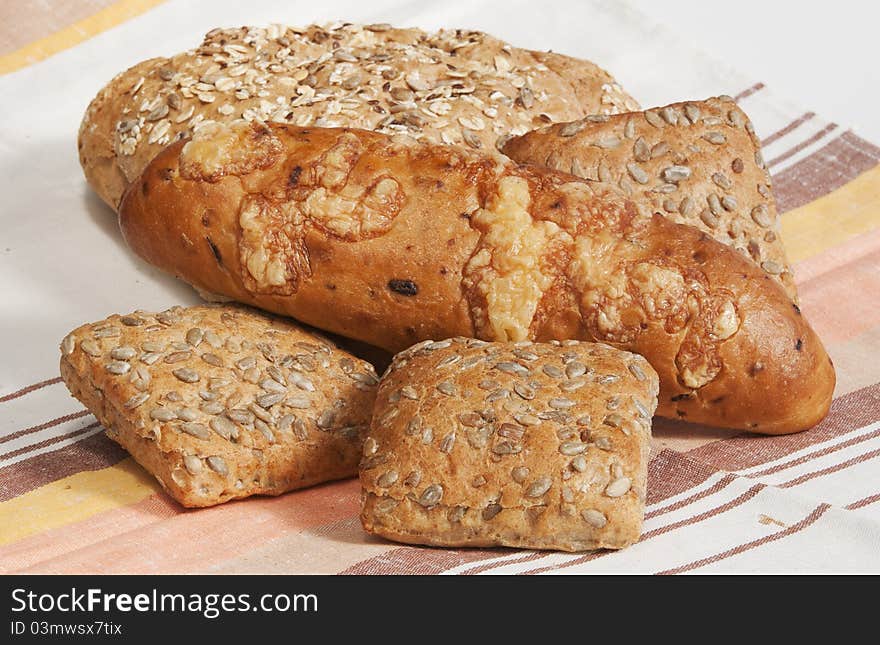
[
  {"left": 210, "top": 416, "right": 237, "bottom": 440},
  {"left": 542, "top": 364, "right": 563, "bottom": 378},
  {"left": 437, "top": 381, "right": 457, "bottom": 396},
  {"left": 421, "top": 427, "right": 434, "bottom": 444},
  {"left": 172, "top": 368, "right": 199, "bottom": 383},
  {"left": 255, "top": 419, "right": 275, "bottom": 443},
  {"left": 200, "top": 400, "right": 223, "bottom": 415},
  {"left": 751, "top": 204, "right": 772, "bottom": 228},
  {"left": 644, "top": 110, "right": 664, "bottom": 128},
  {"left": 492, "top": 440, "right": 522, "bottom": 455},
  {"left": 549, "top": 397, "right": 574, "bottom": 410},
  {"left": 513, "top": 382, "right": 536, "bottom": 400},
  {"left": 661, "top": 165, "right": 691, "bottom": 183},
  {"left": 206, "top": 455, "right": 228, "bottom": 475},
  {"left": 559, "top": 441, "right": 588, "bottom": 455},
  {"left": 721, "top": 195, "right": 738, "bottom": 211},
  {"left": 605, "top": 477, "right": 632, "bottom": 498},
  {"left": 93, "top": 327, "right": 120, "bottom": 339},
  {"left": 377, "top": 471, "right": 399, "bottom": 487},
  {"left": 438, "top": 432, "right": 456, "bottom": 453},
  {"left": 227, "top": 408, "right": 254, "bottom": 425},
  {"left": 399, "top": 385, "right": 419, "bottom": 400},
  {"left": 385, "top": 411, "right": 412, "bottom": 436},
  {"left": 164, "top": 351, "right": 191, "bottom": 364},
  {"left": 498, "top": 423, "right": 524, "bottom": 440},
  {"left": 515, "top": 413, "right": 540, "bottom": 426},
  {"left": 259, "top": 379, "right": 286, "bottom": 394},
  {"left": 120, "top": 315, "right": 144, "bottom": 326},
  {"left": 660, "top": 106, "right": 679, "bottom": 124},
  {"left": 559, "top": 120, "right": 586, "bottom": 137},
  {"left": 624, "top": 117, "right": 636, "bottom": 139},
  {"left": 482, "top": 503, "right": 503, "bottom": 520},
  {"left": 597, "top": 159, "right": 612, "bottom": 183},
  {"left": 315, "top": 409, "right": 336, "bottom": 430},
  {"left": 627, "top": 162, "right": 649, "bottom": 184},
  {"left": 174, "top": 408, "right": 197, "bottom": 422},
  {"left": 111, "top": 346, "right": 137, "bottom": 360},
  {"left": 123, "top": 392, "right": 149, "bottom": 409},
  {"left": 182, "top": 422, "right": 210, "bottom": 439},
  {"left": 201, "top": 352, "right": 223, "bottom": 367},
  {"left": 418, "top": 484, "right": 443, "bottom": 508},
  {"left": 628, "top": 363, "right": 648, "bottom": 381},
  {"left": 581, "top": 508, "right": 608, "bottom": 528},
  {"left": 106, "top": 361, "right": 131, "bottom": 375},
  {"left": 457, "top": 412, "right": 483, "bottom": 427},
  {"left": 564, "top": 362, "right": 587, "bottom": 379},
  {"left": 684, "top": 103, "right": 701, "bottom": 123},
  {"left": 447, "top": 506, "right": 466, "bottom": 523},
  {"left": 183, "top": 455, "right": 202, "bottom": 475},
  {"left": 404, "top": 471, "right": 421, "bottom": 487},
  {"left": 512, "top": 466, "right": 530, "bottom": 483},
  {"left": 518, "top": 86, "right": 534, "bottom": 108},
  {"left": 593, "top": 135, "right": 621, "bottom": 149},
  {"left": 150, "top": 407, "right": 176, "bottom": 422},
  {"left": 761, "top": 260, "right": 783, "bottom": 275},
  {"left": 633, "top": 137, "right": 650, "bottom": 162},
  {"left": 571, "top": 455, "right": 588, "bottom": 472},
  {"left": 526, "top": 475, "right": 552, "bottom": 498},
  {"left": 703, "top": 131, "right": 726, "bottom": 145}
]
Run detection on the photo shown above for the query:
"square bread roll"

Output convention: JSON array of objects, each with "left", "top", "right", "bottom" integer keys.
[
  {"left": 60, "top": 304, "right": 378, "bottom": 507},
  {"left": 360, "top": 337, "right": 659, "bottom": 552}
]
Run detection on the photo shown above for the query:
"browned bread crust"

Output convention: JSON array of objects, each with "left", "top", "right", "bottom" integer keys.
[
  {"left": 59, "top": 304, "right": 378, "bottom": 507},
  {"left": 503, "top": 97, "right": 797, "bottom": 300},
  {"left": 79, "top": 23, "right": 638, "bottom": 209},
  {"left": 360, "top": 338, "right": 658, "bottom": 551},
  {"left": 118, "top": 123, "right": 834, "bottom": 434}
]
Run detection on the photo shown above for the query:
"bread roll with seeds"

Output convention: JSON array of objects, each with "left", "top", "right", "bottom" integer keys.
[
  {"left": 59, "top": 304, "right": 378, "bottom": 507},
  {"left": 119, "top": 122, "right": 834, "bottom": 434},
  {"left": 502, "top": 97, "right": 797, "bottom": 300},
  {"left": 79, "top": 22, "right": 638, "bottom": 209},
  {"left": 360, "top": 338, "right": 658, "bottom": 551}
]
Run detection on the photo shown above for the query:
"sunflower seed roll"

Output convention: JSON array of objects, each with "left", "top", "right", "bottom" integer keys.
[
  {"left": 59, "top": 304, "right": 378, "bottom": 507},
  {"left": 360, "top": 337, "right": 659, "bottom": 552}
]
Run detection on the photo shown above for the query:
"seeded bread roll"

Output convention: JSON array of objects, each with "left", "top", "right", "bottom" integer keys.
[
  {"left": 59, "top": 304, "right": 378, "bottom": 507},
  {"left": 79, "top": 22, "right": 638, "bottom": 209},
  {"left": 360, "top": 338, "right": 658, "bottom": 551},
  {"left": 119, "top": 122, "right": 834, "bottom": 434},
  {"left": 502, "top": 97, "right": 797, "bottom": 300}
]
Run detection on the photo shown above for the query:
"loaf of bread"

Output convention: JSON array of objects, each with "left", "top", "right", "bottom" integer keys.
[
  {"left": 79, "top": 22, "right": 638, "bottom": 209},
  {"left": 502, "top": 97, "right": 796, "bottom": 300},
  {"left": 119, "top": 122, "right": 834, "bottom": 434},
  {"left": 59, "top": 304, "right": 378, "bottom": 507},
  {"left": 360, "top": 337, "right": 658, "bottom": 551}
]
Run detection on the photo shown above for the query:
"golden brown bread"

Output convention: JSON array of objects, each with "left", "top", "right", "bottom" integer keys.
[
  {"left": 59, "top": 304, "right": 378, "bottom": 507},
  {"left": 119, "top": 122, "right": 835, "bottom": 434},
  {"left": 78, "top": 22, "right": 638, "bottom": 209},
  {"left": 502, "top": 97, "right": 797, "bottom": 300},
  {"left": 360, "top": 338, "right": 659, "bottom": 551}
]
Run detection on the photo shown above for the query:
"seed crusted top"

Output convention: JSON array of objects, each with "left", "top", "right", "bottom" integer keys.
[
  {"left": 360, "top": 337, "right": 658, "bottom": 551},
  {"left": 81, "top": 22, "right": 638, "bottom": 208},
  {"left": 502, "top": 96, "right": 797, "bottom": 301},
  {"left": 59, "top": 304, "right": 378, "bottom": 507}
]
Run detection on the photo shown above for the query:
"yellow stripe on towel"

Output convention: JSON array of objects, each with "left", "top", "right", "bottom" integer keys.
[
  {"left": 0, "top": 458, "right": 159, "bottom": 545},
  {"left": 0, "top": 0, "right": 166, "bottom": 76},
  {"left": 781, "top": 164, "right": 880, "bottom": 264}
]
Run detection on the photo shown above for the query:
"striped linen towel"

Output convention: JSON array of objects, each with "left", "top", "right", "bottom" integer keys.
[{"left": 0, "top": 0, "right": 878, "bottom": 574}]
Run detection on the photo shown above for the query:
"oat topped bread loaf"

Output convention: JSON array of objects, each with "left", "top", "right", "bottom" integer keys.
[
  {"left": 502, "top": 97, "right": 797, "bottom": 300},
  {"left": 59, "top": 304, "right": 378, "bottom": 507},
  {"left": 79, "top": 22, "right": 638, "bottom": 209},
  {"left": 360, "top": 337, "right": 659, "bottom": 552}
]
